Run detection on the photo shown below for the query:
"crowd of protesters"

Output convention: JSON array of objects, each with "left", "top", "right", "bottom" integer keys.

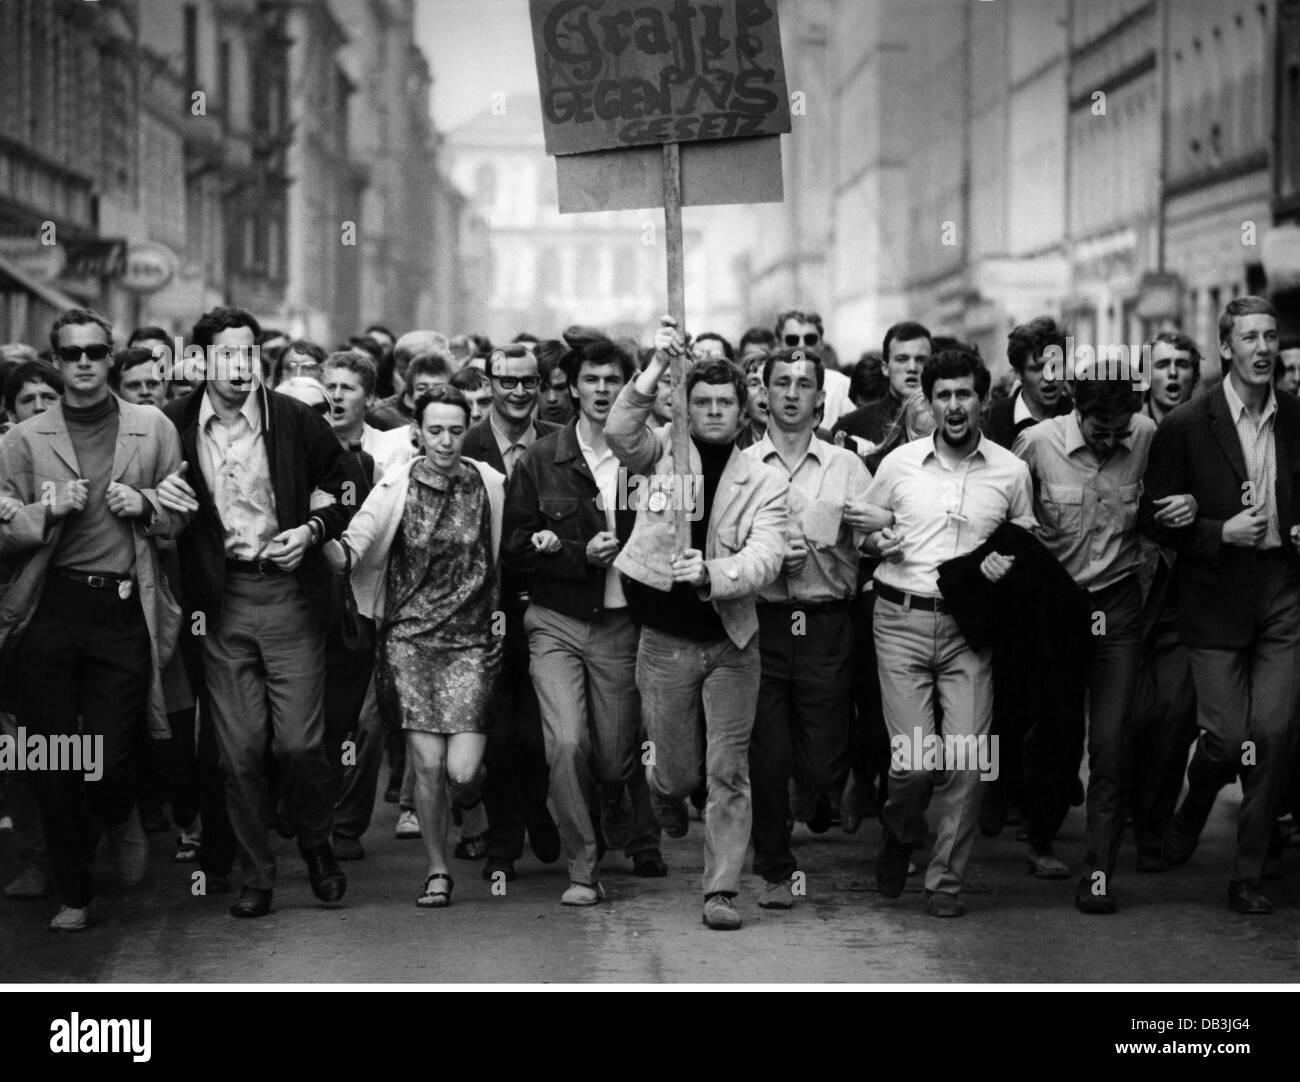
[{"left": 1, "top": 298, "right": 1298, "bottom": 932}]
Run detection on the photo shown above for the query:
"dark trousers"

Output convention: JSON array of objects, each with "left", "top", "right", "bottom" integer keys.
[
  {"left": 1024, "top": 578, "right": 1142, "bottom": 866},
  {"left": 483, "top": 622, "right": 553, "bottom": 862},
  {"left": 17, "top": 576, "right": 152, "bottom": 908},
  {"left": 1129, "top": 615, "right": 1197, "bottom": 856},
  {"left": 202, "top": 572, "right": 334, "bottom": 891},
  {"left": 750, "top": 602, "right": 852, "bottom": 883},
  {"left": 1184, "top": 557, "right": 1300, "bottom": 884},
  {"left": 333, "top": 677, "right": 384, "bottom": 840},
  {"left": 322, "top": 621, "right": 376, "bottom": 823}
]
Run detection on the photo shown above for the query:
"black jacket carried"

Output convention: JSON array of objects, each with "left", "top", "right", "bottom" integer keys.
[
  {"left": 937, "top": 524, "right": 1092, "bottom": 755},
  {"left": 164, "top": 384, "right": 349, "bottom": 631}
]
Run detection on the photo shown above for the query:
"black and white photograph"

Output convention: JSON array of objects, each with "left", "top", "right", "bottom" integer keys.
[{"left": 0, "top": 0, "right": 1298, "bottom": 1021}]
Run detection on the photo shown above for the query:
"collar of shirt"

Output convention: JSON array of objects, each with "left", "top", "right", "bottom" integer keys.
[
  {"left": 1222, "top": 373, "right": 1277, "bottom": 426},
  {"left": 754, "top": 429, "right": 823, "bottom": 474},
  {"left": 1012, "top": 387, "right": 1034, "bottom": 426},
  {"left": 923, "top": 431, "right": 987, "bottom": 470},
  {"left": 1063, "top": 409, "right": 1134, "bottom": 458},
  {"left": 199, "top": 384, "right": 261, "bottom": 435},
  {"left": 489, "top": 412, "right": 535, "bottom": 459},
  {"left": 575, "top": 418, "right": 613, "bottom": 466}
]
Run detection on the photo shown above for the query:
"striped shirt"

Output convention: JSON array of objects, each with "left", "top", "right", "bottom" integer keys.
[{"left": 1222, "top": 375, "right": 1281, "bottom": 549}]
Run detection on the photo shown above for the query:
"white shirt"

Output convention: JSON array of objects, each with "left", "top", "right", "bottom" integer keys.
[
  {"left": 865, "top": 433, "right": 1037, "bottom": 597},
  {"left": 576, "top": 419, "right": 626, "bottom": 610},
  {"left": 1222, "top": 375, "right": 1281, "bottom": 548},
  {"left": 197, "top": 388, "right": 278, "bottom": 560}
]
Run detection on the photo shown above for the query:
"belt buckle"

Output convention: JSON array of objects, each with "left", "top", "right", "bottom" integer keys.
[
  {"left": 86, "top": 574, "right": 107, "bottom": 589},
  {"left": 256, "top": 559, "right": 274, "bottom": 577}
]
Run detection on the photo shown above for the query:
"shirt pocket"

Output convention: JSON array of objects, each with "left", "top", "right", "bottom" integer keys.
[
  {"left": 1040, "top": 483, "right": 1084, "bottom": 537},
  {"left": 539, "top": 496, "right": 581, "bottom": 528},
  {"left": 714, "top": 524, "right": 742, "bottom": 555}
]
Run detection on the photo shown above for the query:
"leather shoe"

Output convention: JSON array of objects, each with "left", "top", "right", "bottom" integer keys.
[
  {"left": 650, "top": 793, "right": 690, "bottom": 838},
  {"left": 1162, "top": 797, "right": 1214, "bottom": 866},
  {"left": 1136, "top": 849, "right": 1169, "bottom": 874},
  {"left": 229, "top": 887, "right": 272, "bottom": 919},
  {"left": 1027, "top": 848, "right": 1071, "bottom": 879},
  {"left": 301, "top": 843, "right": 347, "bottom": 904},
  {"left": 632, "top": 851, "right": 668, "bottom": 877},
  {"left": 1074, "top": 875, "right": 1117, "bottom": 914},
  {"left": 1227, "top": 880, "right": 1273, "bottom": 915},
  {"left": 875, "top": 827, "right": 913, "bottom": 898},
  {"left": 483, "top": 856, "right": 516, "bottom": 882},
  {"left": 925, "top": 890, "right": 965, "bottom": 918}
]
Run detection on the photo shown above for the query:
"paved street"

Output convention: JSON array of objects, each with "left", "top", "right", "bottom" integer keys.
[{"left": 2, "top": 782, "right": 1298, "bottom": 985}]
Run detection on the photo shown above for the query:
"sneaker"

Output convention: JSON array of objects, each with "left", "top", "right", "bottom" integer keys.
[
  {"left": 332, "top": 835, "right": 365, "bottom": 861},
  {"left": 650, "top": 793, "right": 689, "bottom": 839},
  {"left": 702, "top": 893, "right": 742, "bottom": 930},
  {"left": 395, "top": 809, "right": 421, "bottom": 840},
  {"left": 106, "top": 806, "right": 149, "bottom": 886},
  {"left": 4, "top": 865, "right": 50, "bottom": 900},
  {"left": 758, "top": 878, "right": 796, "bottom": 910},
  {"left": 50, "top": 902, "right": 94, "bottom": 931},
  {"left": 560, "top": 881, "right": 605, "bottom": 906}
]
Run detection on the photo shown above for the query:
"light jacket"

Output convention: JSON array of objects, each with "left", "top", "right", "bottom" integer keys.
[
  {"left": 341, "top": 456, "right": 504, "bottom": 622},
  {"left": 604, "top": 382, "right": 788, "bottom": 649},
  {"left": 0, "top": 397, "right": 187, "bottom": 737}
]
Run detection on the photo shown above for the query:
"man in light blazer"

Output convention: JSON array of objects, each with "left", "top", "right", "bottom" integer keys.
[
  {"left": 606, "top": 319, "right": 788, "bottom": 931},
  {"left": 0, "top": 307, "right": 186, "bottom": 931}
]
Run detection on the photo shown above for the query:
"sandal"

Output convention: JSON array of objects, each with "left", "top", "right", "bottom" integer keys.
[
  {"left": 454, "top": 833, "right": 489, "bottom": 860},
  {"left": 415, "top": 872, "right": 453, "bottom": 908}
]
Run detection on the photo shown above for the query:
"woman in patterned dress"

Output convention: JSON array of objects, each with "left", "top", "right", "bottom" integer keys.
[{"left": 326, "top": 385, "right": 505, "bottom": 907}]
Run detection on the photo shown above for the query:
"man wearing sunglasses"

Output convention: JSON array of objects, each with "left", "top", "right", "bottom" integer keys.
[
  {"left": 461, "top": 343, "right": 563, "bottom": 881},
  {"left": 775, "top": 310, "right": 854, "bottom": 426},
  {"left": 0, "top": 308, "right": 188, "bottom": 931}
]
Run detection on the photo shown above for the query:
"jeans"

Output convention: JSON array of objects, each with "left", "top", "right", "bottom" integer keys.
[
  {"left": 873, "top": 596, "right": 992, "bottom": 896},
  {"left": 526, "top": 605, "right": 658, "bottom": 885},
  {"left": 636, "top": 626, "right": 759, "bottom": 897}
]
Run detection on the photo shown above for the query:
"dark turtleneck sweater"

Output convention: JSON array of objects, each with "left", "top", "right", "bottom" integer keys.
[
  {"left": 624, "top": 436, "right": 733, "bottom": 642},
  {"left": 54, "top": 396, "right": 135, "bottom": 575}
]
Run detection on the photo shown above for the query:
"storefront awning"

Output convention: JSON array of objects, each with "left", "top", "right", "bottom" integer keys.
[{"left": 0, "top": 251, "right": 82, "bottom": 312}]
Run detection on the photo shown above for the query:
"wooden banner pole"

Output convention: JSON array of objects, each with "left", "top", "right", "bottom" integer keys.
[{"left": 662, "top": 141, "right": 691, "bottom": 554}]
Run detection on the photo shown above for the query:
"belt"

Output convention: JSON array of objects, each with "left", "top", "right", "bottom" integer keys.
[
  {"left": 759, "top": 598, "right": 852, "bottom": 616},
  {"left": 52, "top": 568, "right": 135, "bottom": 597},
  {"left": 874, "top": 582, "right": 950, "bottom": 614},
  {"left": 226, "top": 558, "right": 286, "bottom": 576}
]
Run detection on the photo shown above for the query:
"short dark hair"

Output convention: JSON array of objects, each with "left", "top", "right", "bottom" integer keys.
[
  {"left": 851, "top": 352, "right": 888, "bottom": 404},
  {"left": 407, "top": 351, "right": 453, "bottom": 384},
  {"left": 561, "top": 338, "right": 636, "bottom": 388},
  {"left": 192, "top": 306, "right": 261, "bottom": 350},
  {"left": 693, "top": 332, "right": 734, "bottom": 362},
  {"left": 348, "top": 336, "right": 384, "bottom": 363},
  {"left": 561, "top": 325, "right": 605, "bottom": 350},
  {"left": 686, "top": 358, "right": 747, "bottom": 409},
  {"left": 323, "top": 349, "right": 377, "bottom": 397},
  {"left": 283, "top": 339, "right": 327, "bottom": 364},
  {"left": 1006, "top": 316, "right": 1066, "bottom": 373},
  {"left": 5, "top": 359, "right": 65, "bottom": 413},
  {"left": 882, "top": 321, "right": 932, "bottom": 365},
  {"left": 1146, "top": 330, "right": 1203, "bottom": 389},
  {"left": 49, "top": 308, "right": 114, "bottom": 353},
  {"left": 1073, "top": 371, "right": 1142, "bottom": 419},
  {"left": 738, "top": 326, "right": 777, "bottom": 355},
  {"left": 111, "top": 347, "right": 161, "bottom": 388},
  {"left": 763, "top": 347, "right": 825, "bottom": 390},
  {"left": 512, "top": 331, "right": 540, "bottom": 346},
  {"left": 921, "top": 348, "right": 991, "bottom": 400},
  {"left": 773, "top": 309, "right": 824, "bottom": 339},
  {"left": 127, "top": 325, "right": 169, "bottom": 348},
  {"left": 536, "top": 339, "right": 565, "bottom": 377},
  {"left": 1218, "top": 295, "right": 1277, "bottom": 346},
  {"left": 414, "top": 383, "right": 472, "bottom": 427},
  {"left": 450, "top": 366, "right": 490, "bottom": 392},
  {"left": 365, "top": 323, "right": 395, "bottom": 343},
  {"left": 1280, "top": 333, "right": 1300, "bottom": 353}
]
